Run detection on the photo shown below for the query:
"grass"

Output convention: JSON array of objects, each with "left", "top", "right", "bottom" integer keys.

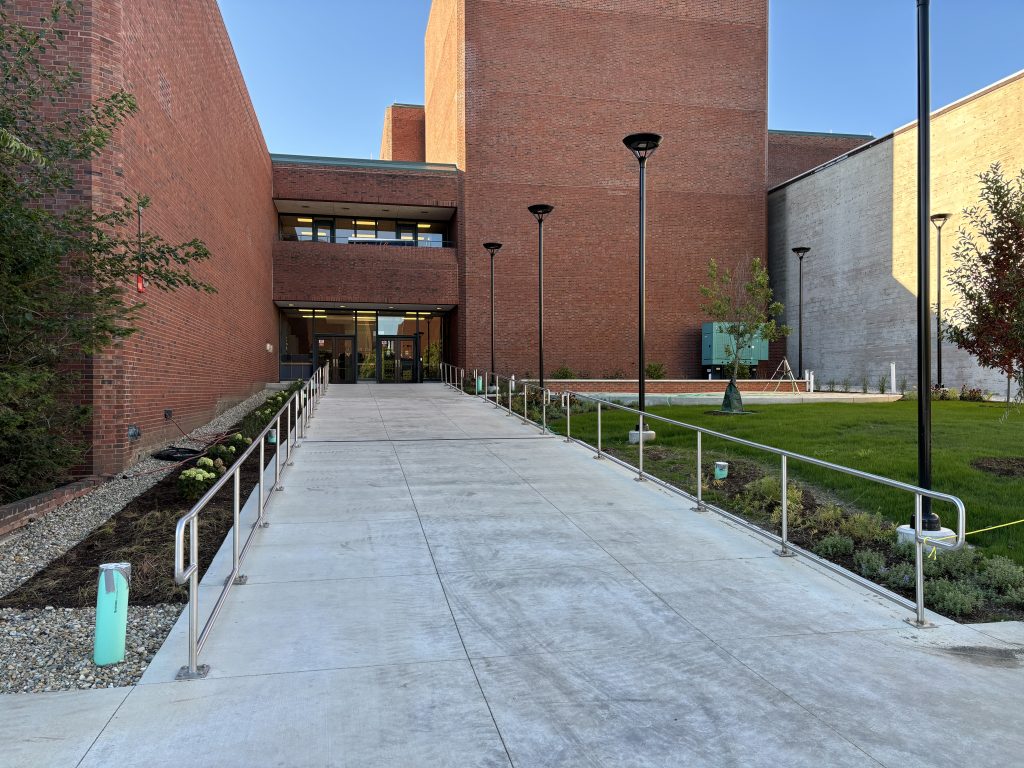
[{"left": 552, "top": 399, "right": 1024, "bottom": 563}]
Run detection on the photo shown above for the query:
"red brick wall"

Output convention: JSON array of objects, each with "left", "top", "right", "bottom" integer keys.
[
  {"left": 767, "top": 131, "right": 871, "bottom": 189},
  {"left": 274, "top": 242, "right": 458, "bottom": 306},
  {"left": 273, "top": 161, "right": 458, "bottom": 207},
  {"left": 380, "top": 105, "right": 426, "bottom": 162},
  {"left": 19, "top": 0, "right": 278, "bottom": 474},
  {"left": 431, "top": 0, "right": 769, "bottom": 380}
]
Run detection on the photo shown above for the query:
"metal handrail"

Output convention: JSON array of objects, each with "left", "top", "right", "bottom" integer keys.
[
  {"left": 173, "top": 364, "right": 329, "bottom": 679},
  {"left": 441, "top": 364, "right": 967, "bottom": 627}
]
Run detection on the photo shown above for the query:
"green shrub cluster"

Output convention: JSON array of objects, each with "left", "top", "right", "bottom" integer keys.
[
  {"left": 814, "top": 534, "right": 854, "bottom": 558},
  {"left": 178, "top": 468, "right": 217, "bottom": 502},
  {"left": 176, "top": 431, "right": 253, "bottom": 501},
  {"left": 645, "top": 362, "right": 667, "bottom": 380},
  {"left": 240, "top": 384, "right": 302, "bottom": 439}
]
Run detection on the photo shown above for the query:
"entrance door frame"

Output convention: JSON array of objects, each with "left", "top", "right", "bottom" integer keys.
[
  {"left": 376, "top": 335, "right": 420, "bottom": 383},
  {"left": 315, "top": 333, "right": 357, "bottom": 384}
]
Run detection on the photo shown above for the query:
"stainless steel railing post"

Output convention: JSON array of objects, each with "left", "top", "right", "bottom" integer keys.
[
  {"left": 187, "top": 516, "right": 199, "bottom": 675},
  {"left": 542, "top": 389, "right": 547, "bottom": 431},
  {"left": 522, "top": 384, "right": 529, "bottom": 424},
  {"left": 695, "top": 432, "right": 702, "bottom": 510},
  {"left": 258, "top": 438, "right": 266, "bottom": 522},
  {"left": 565, "top": 394, "right": 571, "bottom": 443},
  {"left": 595, "top": 402, "right": 602, "bottom": 459},
  {"left": 231, "top": 467, "right": 245, "bottom": 583},
  {"left": 274, "top": 414, "right": 282, "bottom": 491},
  {"left": 912, "top": 493, "right": 929, "bottom": 627},
  {"left": 775, "top": 455, "right": 794, "bottom": 557},
  {"left": 508, "top": 376, "right": 514, "bottom": 416},
  {"left": 637, "top": 417, "right": 644, "bottom": 481}
]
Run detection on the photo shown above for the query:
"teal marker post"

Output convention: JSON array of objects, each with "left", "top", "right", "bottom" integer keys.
[{"left": 94, "top": 562, "right": 131, "bottom": 666}]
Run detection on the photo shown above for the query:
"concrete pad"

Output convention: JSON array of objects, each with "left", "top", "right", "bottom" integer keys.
[
  {"left": 0, "top": 687, "right": 130, "bottom": 768},
  {"left": 628, "top": 556, "right": 918, "bottom": 639},
  {"left": 421, "top": 512, "right": 618, "bottom": 572},
  {"left": 242, "top": 519, "right": 436, "bottom": 582},
  {"left": 473, "top": 642, "right": 873, "bottom": 768},
  {"left": 441, "top": 565, "right": 703, "bottom": 658},
  {"left": 968, "top": 620, "right": 1024, "bottom": 646},
  {"left": 719, "top": 624, "right": 1024, "bottom": 768},
  {"left": 81, "top": 662, "right": 511, "bottom": 768}
]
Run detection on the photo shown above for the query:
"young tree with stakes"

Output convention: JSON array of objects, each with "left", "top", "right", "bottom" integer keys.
[
  {"left": 943, "top": 163, "right": 1024, "bottom": 415},
  {"left": 700, "top": 258, "right": 789, "bottom": 413}
]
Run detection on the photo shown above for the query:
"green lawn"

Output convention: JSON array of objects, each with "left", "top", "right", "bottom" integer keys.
[{"left": 552, "top": 400, "right": 1024, "bottom": 562}]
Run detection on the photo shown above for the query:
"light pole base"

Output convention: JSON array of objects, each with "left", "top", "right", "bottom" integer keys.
[
  {"left": 628, "top": 429, "right": 656, "bottom": 445},
  {"left": 896, "top": 524, "right": 956, "bottom": 548}
]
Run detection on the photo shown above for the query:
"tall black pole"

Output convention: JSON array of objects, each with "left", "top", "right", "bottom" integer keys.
[
  {"left": 916, "top": 0, "right": 939, "bottom": 530},
  {"left": 527, "top": 206, "right": 553, "bottom": 389},
  {"left": 485, "top": 241, "right": 505, "bottom": 374},
  {"left": 638, "top": 155, "right": 647, "bottom": 418},
  {"left": 537, "top": 218, "right": 545, "bottom": 390},
  {"left": 798, "top": 255, "right": 804, "bottom": 376}
]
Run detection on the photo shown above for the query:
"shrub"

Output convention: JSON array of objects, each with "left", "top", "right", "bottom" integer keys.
[
  {"left": 977, "top": 556, "right": 1024, "bottom": 595},
  {"left": 959, "top": 384, "right": 986, "bottom": 402},
  {"left": 178, "top": 468, "right": 217, "bottom": 502},
  {"left": 924, "top": 546, "right": 983, "bottom": 581},
  {"left": 826, "top": 379, "right": 836, "bottom": 392},
  {"left": 740, "top": 476, "right": 803, "bottom": 525},
  {"left": 814, "top": 534, "right": 854, "bottom": 559},
  {"left": 196, "top": 457, "right": 215, "bottom": 471},
  {"left": 227, "top": 432, "right": 252, "bottom": 450},
  {"left": 854, "top": 549, "right": 887, "bottom": 579},
  {"left": 876, "top": 375, "right": 888, "bottom": 394},
  {"left": 207, "top": 444, "right": 237, "bottom": 466},
  {"left": 840, "top": 377, "right": 851, "bottom": 393},
  {"left": 925, "top": 579, "right": 983, "bottom": 618},
  {"left": 645, "top": 362, "right": 667, "bottom": 380},
  {"left": 998, "top": 586, "right": 1024, "bottom": 609},
  {"left": 550, "top": 365, "right": 576, "bottom": 380},
  {"left": 883, "top": 562, "right": 916, "bottom": 590},
  {"left": 809, "top": 503, "right": 844, "bottom": 535},
  {"left": 839, "top": 512, "right": 891, "bottom": 547},
  {"left": 931, "top": 386, "right": 958, "bottom": 401},
  {"left": 898, "top": 375, "right": 908, "bottom": 395},
  {"left": 860, "top": 375, "right": 869, "bottom": 394}
]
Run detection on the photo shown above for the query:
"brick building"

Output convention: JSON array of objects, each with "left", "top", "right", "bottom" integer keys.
[{"left": 38, "top": 0, "right": 870, "bottom": 474}]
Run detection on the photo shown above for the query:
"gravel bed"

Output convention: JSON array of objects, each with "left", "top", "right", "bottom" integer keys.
[
  {"left": 0, "top": 604, "right": 181, "bottom": 693},
  {"left": 0, "top": 389, "right": 271, "bottom": 598},
  {"left": 0, "top": 390, "right": 270, "bottom": 695}
]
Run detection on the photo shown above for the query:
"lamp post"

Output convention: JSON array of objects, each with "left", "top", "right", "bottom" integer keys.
[
  {"left": 915, "top": 0, "right": 940, "bottom": 531},
  {"left": 528, "top": 204, "right": 554, "bottom": 389},
  {"left": 483, "top": 242, "right": 502, "bottom": 375},
  {"left": 623, "top": 132, "right": 662, "bottom": 422},
  {"left": 792, "top": 247, "right": 810, "bottom": 377},
  {"left": 930, "top": 213, "right": 950, "bottom": 388}
]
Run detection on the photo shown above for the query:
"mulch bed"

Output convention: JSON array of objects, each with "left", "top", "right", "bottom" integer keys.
[
  {"left": 0, "top": 432, "right": 275, "bottom": 609},
  {"left": 972, "top": 457, "right": 1024, "bottom": 478}
]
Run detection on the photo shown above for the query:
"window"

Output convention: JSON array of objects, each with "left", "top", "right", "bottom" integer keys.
[
  {"left": 353, "top": 219, "right": 376, "bottom": 241},
  {"left": 278, "top": 214, "right": 451, "bottom": 247},
  {"left": 280, "top": 214, "right": 315, "bottom": 241},
  {"left": 417, "top": 221, "right": 446, "bottom": 247}
]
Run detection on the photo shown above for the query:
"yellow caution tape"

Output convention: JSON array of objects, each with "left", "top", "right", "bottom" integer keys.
[{"left": 922, "top": 517, "right": 1024, "bottom": 558}]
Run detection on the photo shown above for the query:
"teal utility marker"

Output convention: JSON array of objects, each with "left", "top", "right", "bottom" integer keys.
[
  {"left": 476, "top": 376, "right": 483, "bottom": 394},
  {"left": 94, "top": 562, "right": 131, "bottom": 666},
  {"left": 714, "top": 461, "right": 729, "bottom": 480},
  {"left": 267, "top": 428, "right": 277, "bottom": 445}
]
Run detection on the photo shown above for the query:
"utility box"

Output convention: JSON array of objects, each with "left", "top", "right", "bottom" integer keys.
[{"left": 701, "top": 323, "right": 769, "bottom": 367}]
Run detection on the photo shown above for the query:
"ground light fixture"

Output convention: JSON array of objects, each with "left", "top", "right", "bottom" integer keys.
[
  {"left": 623, "top": 132, "right": 662, "bottom": 434},
  {"left": 791, "top": 247, "right": 811, "bottom": 377},
  {"left": 528, "top": 204, "right": 554, "bottom": 389},
  {"left": 483, "top": 242, "right": 502, "bottom": 375},
  {"left": 930, "top": 213, "right": 951, "bottom": 388}
]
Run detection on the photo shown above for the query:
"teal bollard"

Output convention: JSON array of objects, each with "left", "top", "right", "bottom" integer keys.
[{"left": 94, "top": 563, "right": 131, "bottom": 666}]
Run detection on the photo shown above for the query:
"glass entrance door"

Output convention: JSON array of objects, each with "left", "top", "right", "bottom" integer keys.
[
  {"left": 316, "top": 335, "right": 356, "bottom": 383},
  {"left": 376, "top": 336, "right": 419, "bottom": 383}
]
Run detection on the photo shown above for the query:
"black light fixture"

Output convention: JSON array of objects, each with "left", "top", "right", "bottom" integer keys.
[
  {"left": 930, "top": 213, "right": 951, "bottom": 388},
  {"left": 528, "top": 204, "right": 554, "bottom": 389},
  {"left": 916, "top": 0, "right": 940, "bottom": 532},
  {"left": 483, "top": 242, "right": 502, "bottom": 374},
  {"left": 623, "top": 132, "right": 662, "bottom": 422},
  {"left": 791, "top": 247, "right": 810, "bottom": 377}
]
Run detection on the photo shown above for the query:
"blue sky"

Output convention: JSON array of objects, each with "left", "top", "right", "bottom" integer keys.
[{"left": 217, "top": 0, "right": 1024, "bottom": 157}]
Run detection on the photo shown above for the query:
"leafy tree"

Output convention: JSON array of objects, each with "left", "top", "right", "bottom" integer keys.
[
  {"left": 943, "top": 163, "right": 1024, "bottom": 413},
  {"left": 700, "top": 258, "right": 788, "bottom": 413},
  {"left": 0, "top": 2, "right": 214, "bottom": 502}
]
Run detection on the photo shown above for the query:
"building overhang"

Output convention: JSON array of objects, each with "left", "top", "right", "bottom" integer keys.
[
  {"left": 275, "top": 300, "right": 455, "bottom": 313},
  {"left": 273, "top": 199, "right": 455, "bottom": 222}
]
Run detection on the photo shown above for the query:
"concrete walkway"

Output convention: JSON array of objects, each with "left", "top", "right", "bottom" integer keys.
[{"left": 4, "top": 383, "right": 1023, "bottom": 767}]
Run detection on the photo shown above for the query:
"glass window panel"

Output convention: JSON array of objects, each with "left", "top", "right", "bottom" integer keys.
[
  {"left": 357, "top": 312, "right": 376, "bottom": 378},
  {"left": 280, "top": 214, "right": 314, "bottom": 242},
  {"left": 315, "top": 311, "right": 355, "bottom": 335},
  {"left": 314, "top": 218, "right": 332, "bottom": 242},
  {"left": 335, "top": 217, "right": 354, "bottom": 244},
  {"left": 396, "top": 221, "right": 417, "bottom": 245},
  {"left": 377, "top": 312, "right": 404, "bottom": 336},
  {"left": 417, "top": 221, "right": 446, "bottom": 247},
  {"left": 353, "top": 218, "right": 376, "bottom": 241},
  {"left": 376, "top": 219, "right": 396, "bottom": 241},
  {"left": 424, "top": 315, "right": 443, "bottom": 379}
]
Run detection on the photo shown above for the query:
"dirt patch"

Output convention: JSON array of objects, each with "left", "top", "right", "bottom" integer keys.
[
  {"left": 972, "top": 457, "right": 1024, "bottom": 478},
  {"left": 0, "top": 433, "right": 275, "bottom": 609}
]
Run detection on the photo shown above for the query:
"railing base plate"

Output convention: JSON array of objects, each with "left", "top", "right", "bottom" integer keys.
[
  {"left": 275, "top": 485, "right": 284, "bottom": 491},
  {"left": 176, "top": 664, "right": 210, "bottom": 681},
  {"left": 232, "top": 574, "right": 248, "bottom": 585},
  {"left": 773, "top": 548, "right": 797, "bottom": 558},
  {"left": 904, "top": 616, "right": 937, "bottom": 629}
]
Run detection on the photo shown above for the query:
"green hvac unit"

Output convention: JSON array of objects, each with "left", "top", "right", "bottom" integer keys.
[{"left": 701, "top": 323, "right": 769, "bottom": 366}]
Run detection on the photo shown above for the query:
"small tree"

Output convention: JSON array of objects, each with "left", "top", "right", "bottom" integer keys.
[
  {"left": 943, "top": 163, "right": 1024, "bottom": 414},
  {"left": 700, "top": 258, "right": 789, "bottom": 412},
  {"left": 0, "top": 3, "right": 214, "bottom": 502}
]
